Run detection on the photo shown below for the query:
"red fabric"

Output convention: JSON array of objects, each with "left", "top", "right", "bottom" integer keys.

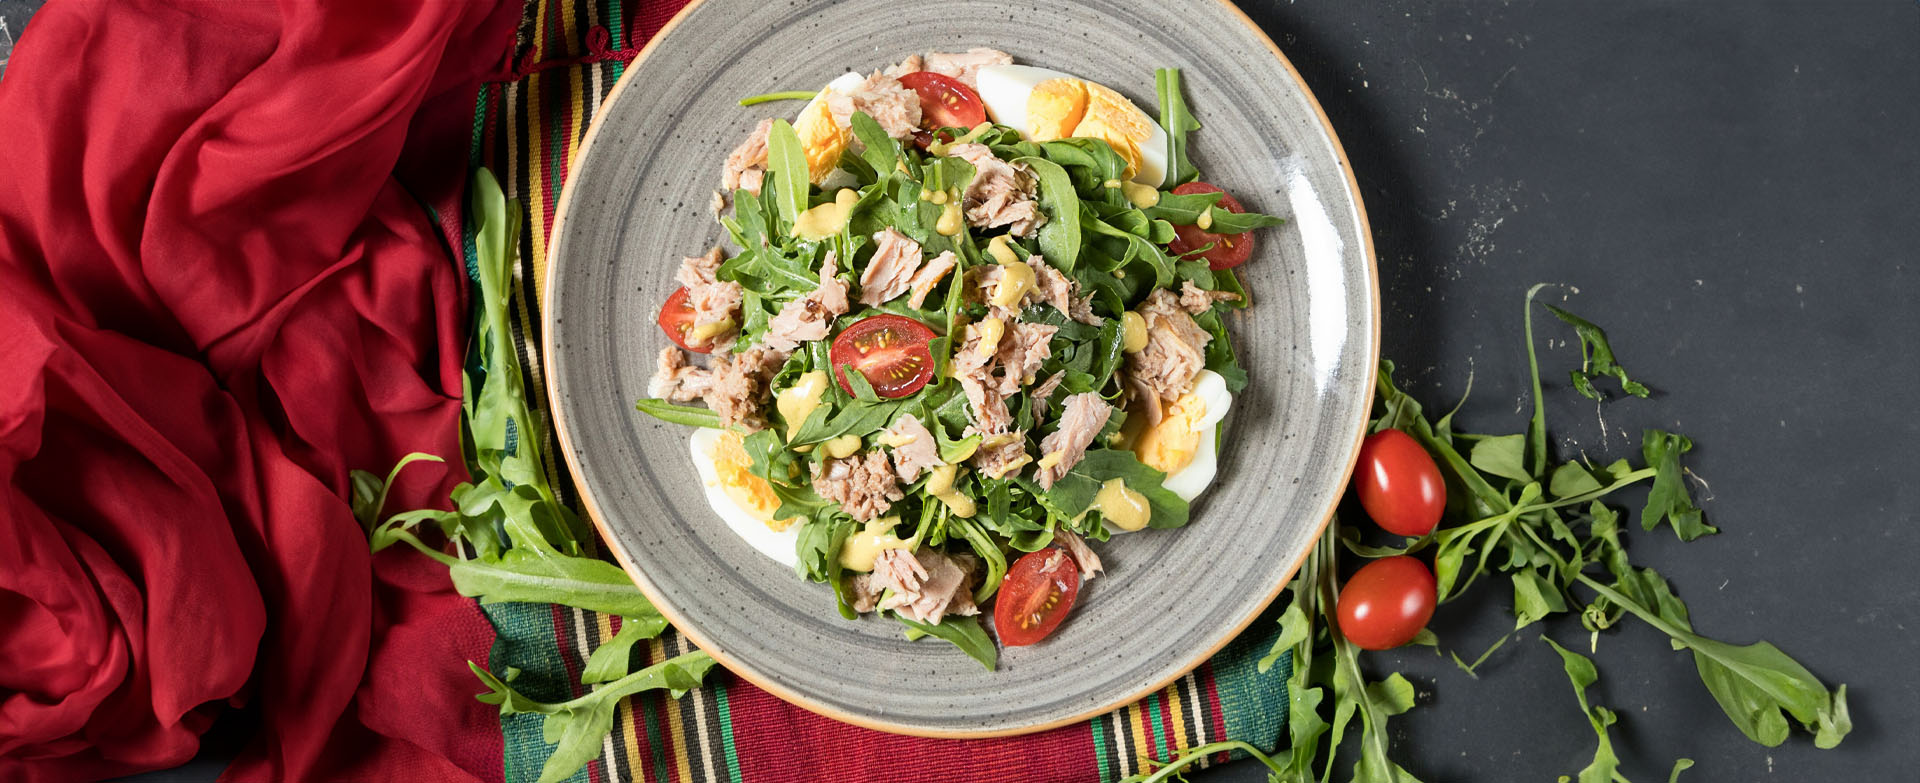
[{"left": 0, "top": 1, "right": 520, "bottom": 781}]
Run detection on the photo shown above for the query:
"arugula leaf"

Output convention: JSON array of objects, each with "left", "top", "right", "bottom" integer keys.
[
  {"left": 1018, "top": 156, "right": 1083, "bottom": 271},
  {"left": 1202, "top": 207, "right": 1285, "bottom": 234},
  {"left": 1640, "top": 430, "right": 1715, "bottom": 541},
  {"left": 634, "top": 398, "right": 726, "bottom": 428},
  {"left": 350, "top": 452, "right": 445, "bottom": 531},
  {"left": 1542, "top": 636, "right": 1629, "bottom": 783},
  {"left": 849, "top": 111, "right": 899, "bottom": 176},
  {"left": 1041, "top": 449, "right": 1190, "bottom": 529},
  {"left": 1142, "top": 189, "right": 1222, "bottom": 225},
  {"left": 1153, "top": 68, "right": 1201, "bottom": 187},
  {"left": 1545, "top": 303, "right": 1650, "bottom": 400},
  {"left": 766, "top": 119, "right": 809, "bottom": 230},
  {"left": 895, "top": 613, "right": 996, "bottom": 671},
  {"left": 472, "top": 651, "right": 716, "bottom": 783},
  {"left": 1468, "top": 433, "right": 1531, "bottom": 483},
  {"left": 580, "top": 616, "right": 668, "bottom": 684}
]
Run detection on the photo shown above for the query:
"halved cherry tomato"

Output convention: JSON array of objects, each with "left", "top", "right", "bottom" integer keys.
[
  {"left": 994, "top": 548, "right": 1081, "bottom": 646},
  {"left": 828, "top": 314, "right": 937, "bottom": 398},
  {"left": 1354, "top": 428, "right": 1446, "bottom": 536},
  {"left": 1336, "top": 555, "right": 1437, "bottom": 651},
  {"left": 1165, "top": 182, "right": 1255, "bottom": 270},
  {"left": 656, "top": 287, "right": 714, "bottom": 354},
  {"left": 898, "top": 71, "right": 987, "bottom": 130}
]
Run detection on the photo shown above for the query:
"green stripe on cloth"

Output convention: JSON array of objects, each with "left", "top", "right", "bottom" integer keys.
[
  {"left": 484, "top": 603, "right": 594, "bottom": 783},
  {"left": 1214, "top": 619, "right": 1290, "bottom": 750}
]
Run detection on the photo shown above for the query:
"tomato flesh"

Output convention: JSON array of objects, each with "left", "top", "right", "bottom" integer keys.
[
  {"left": 656, "top": 287, "right": 714, "bottom": 354},
  {"left": 1355, "top": 428, "right": 1446, "bottom": 536},
  {"left": 828, "top": 314, "right": 937, "bottom": 398},
  {"left": 898, "top": 71, "right": 987, "bottom": 130},
  {"left": 1165, "top": 182, "right": 1255, "bottom": 270},
  {"left": 1336, "top": 556, "right": 1437, "bottom": 651},
  {"left": 994, "top": 548, "right": 1081, "bottom": 646}
]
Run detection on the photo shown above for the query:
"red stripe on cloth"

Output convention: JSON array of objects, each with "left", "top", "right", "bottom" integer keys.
[
  {"left": 723, "top": 676, "right": 1100, "bottom": 783},
  {"left": 1201, "top": 662, "right": 1232, "bottom": 764}
]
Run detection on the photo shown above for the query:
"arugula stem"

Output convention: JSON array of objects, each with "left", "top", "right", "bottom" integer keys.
[
  {"left": 1124, "top": 741, "right": 1284, "bottom": 783},
  {"left": 1524, "top": 283, "right": 1553, "bottom": 477},
  {"left": 1574, "top": 573, "right": 1690, "bottom": 640},
  {"left": 737, "top": 90, "right": 816, "bottom": 106}
]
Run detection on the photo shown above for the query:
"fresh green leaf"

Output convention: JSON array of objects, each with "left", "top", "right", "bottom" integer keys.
[
  {"left": 1640, "top": 430, "right": 1716, "bottom": 540},
  {"left": 895, "top": 614, "right": 996, "bottom": 670},
  {"left": 580, "top": 615, "right": 669, "bottom": 684},
  {"left": 1153, "top": 68, "right": 1200, "bottom": 187},
  {"left": 1469, "top": 434, "right": 1531, "bottom": 483},
  {"left": 1201, "top": 207, "right": 1285, "bottom": 234},
  {"left": 1543, "top": 636, "right": 1626, "bottom": 783},
  {"left": 1041, "top": 449, "right": 1190, "bottom": 529},
  {"left": 473, "top": 651, "right": 717, "bottom": 783},
  {"left": 1545, "top": 303, "right": 1650, "bottom": 400},
  {"left": 1018, "top": 156, "right": 1083, "bottom": 272},
  {"left": 635, "top": 398, "right": 727, "bottom": 428},
  {"left": 849, "top": 111, "right": 900, "bottom": 176},
  {"left": 766, "top": 119, "right": 810, "bottom": 230}
]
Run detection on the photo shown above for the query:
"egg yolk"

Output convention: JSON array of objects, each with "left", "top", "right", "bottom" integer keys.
[
  {"left": 793, "top": 94, "right": 850, "bottom": 184},
  {"left": 708, "top": 431, "right": 798, "bottom": 531},
  {"left": 1026, "top": 78, "right": 1089, "bottom": 140},
  {"left": 1024, "top": 78, "right": 1152, "bottom": 180},
  {"left": 1132, "top": 392, "right": 1207, "bottom": 476}
]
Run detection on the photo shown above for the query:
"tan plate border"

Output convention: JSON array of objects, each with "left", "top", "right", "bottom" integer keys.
[{"left": 541, "top": 0, "right": 1381, "bottom": 739}]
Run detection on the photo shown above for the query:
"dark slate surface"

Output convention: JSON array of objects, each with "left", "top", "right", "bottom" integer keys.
[{"left": 79, "top": 1, "right": 1920, "bottom": 780}]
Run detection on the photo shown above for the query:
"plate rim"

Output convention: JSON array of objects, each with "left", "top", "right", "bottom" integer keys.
[{"left": 541, "top": 0, "right": 1381, "bottom": 738}]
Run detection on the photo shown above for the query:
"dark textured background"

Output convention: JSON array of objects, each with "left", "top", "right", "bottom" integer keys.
[{"left": 21, "top": 0, "right": 1902, "bottom": 780}]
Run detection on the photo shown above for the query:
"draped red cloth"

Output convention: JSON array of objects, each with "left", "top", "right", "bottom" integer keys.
[{"left": 0, "top": 1, "right": 520, "bottom": 780}]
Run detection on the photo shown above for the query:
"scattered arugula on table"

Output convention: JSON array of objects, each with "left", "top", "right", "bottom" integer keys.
[
  {"left": 1123, "top": 286, "right": 1849, "bottom": 782},
  {"left": 354, "top": 168, "right": 712, "bottom": 783}
]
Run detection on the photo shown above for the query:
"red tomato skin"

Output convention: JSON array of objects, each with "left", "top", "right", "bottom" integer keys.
[
  {"left": 1336, "top": 556, "right": 1437, "bottom": 651},
  {"left": 656, "top": 287, "right": 713, "bottom": 354},
  {"left": 994, "top": 548, "right": 1082, "bottom": 646},
  {"left": 897, "top": 72, "right": 987, "bottom": 130},
  {"left": 1165, "top": 182, "right": 1255, "bottom": 270},
  {"left": 1354, "top": 428, "right": 1446, "bottom": 536},
  {"left": 827, "top": 314, "right": 937, "bottom": 398}
]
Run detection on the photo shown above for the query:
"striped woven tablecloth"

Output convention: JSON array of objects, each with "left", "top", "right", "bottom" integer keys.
[{"left": 462, "top": 1, "right": 1288, "bottom": 780}]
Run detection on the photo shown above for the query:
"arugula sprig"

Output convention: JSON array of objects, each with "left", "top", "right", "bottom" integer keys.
[
  {"left": 1138, "top": 286, "right": 1848, "bottom": 782},
  {"left": 359, "top": 169, "right": 713, "bottom": 783}
]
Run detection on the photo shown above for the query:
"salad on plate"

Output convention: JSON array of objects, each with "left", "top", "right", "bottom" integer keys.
[{"left": 637, "top": 48, "right": 1285, "bottom": 667}]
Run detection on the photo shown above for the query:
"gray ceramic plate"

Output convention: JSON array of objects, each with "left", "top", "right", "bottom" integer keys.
[{"left": 545, "top": 0, "right": 1377, "bottom": 737}]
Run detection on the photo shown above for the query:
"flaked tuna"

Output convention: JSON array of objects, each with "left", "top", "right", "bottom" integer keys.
[
  {"left": 1035, "top": 393, "right": 1114, "bottom": 489},
  {"left": 1178, "top": 280, "right": 1241, "bottom": 314},
  {"left": 968, "top": 429, "right": 1031, "bottom": 480},
  {"left": 721, "top": 118, "right": 772, "bottom": 195},
  {"left": 905, "top": 250, "right": 957, "bottom": 309},
  {"left": 765, "top": 252, "right": 851, "bottom": 352},
  {"left": 812, "top": 450, "right": 904, "bottom": 522},
  {"left": 946, "top": 143, "right": 1046, "bottom": 236},
  {"left": 858, "top": 228, "right": 924, "bottom": 306},
  {"left": 854, "top": 548, "right": 980, "bottom": 624},
  {"left": 676, "top": 247, "right": 743, "bottom": 348},
  {"left": 883, "top": 414, "right": 943, "bottom": 482},
  {"left": 827, "top": 71, "right": 922, "bottom": 140},
  {"left": 1053, "top": 527, "right": 1105, "bottom": 581},
  {"left": 1125, "top": 289, "right": 1213, "bottom": 425},
  {"left": 922, "top": 48, "right": 1013, "bottom": 88},
  {"left": 649, "top": 345, "right": 787, "bottom": 431}
]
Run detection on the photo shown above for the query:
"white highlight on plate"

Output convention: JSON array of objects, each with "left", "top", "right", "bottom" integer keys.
[
  {"left": 688, "top": 428, "right": 800, "bottom": 568},
  {"left": 1281, "top": 154, "right": 1351, "bottom": 394}
]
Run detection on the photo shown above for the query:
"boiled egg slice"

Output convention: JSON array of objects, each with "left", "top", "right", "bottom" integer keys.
[
  {"left": 793, "top": 72, "right": 866, "bottom": 185},
  {"left": 1129, "top": 370, "right": 1233, "bottom": 503},
  {"left": 974, "top": 64, "right": 1170, "bottom": 187},
  {"left": 689, "top": 428, "right": 801, "bottom": 567}
]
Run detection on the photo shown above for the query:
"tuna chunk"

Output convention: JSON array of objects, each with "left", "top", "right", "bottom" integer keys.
[
  {"left": 883, "top": 54, "right": 923, "bottom": 79},
  {"left": 765, "top": 252, "right": 851, "bottom": 352},
  {"left": 957, "top": 371, "right": 1010, "bottom": 435},
  {"left": 883, "top": 414, "right": 943, "bottom": 482},
  {"left": 1053, "top": 527, "right": 1105, "bottom": 581},
  {"left": 827, "top": 71, "right": 922, "bottom": 140},
  {"left": 1036, "top": 393, "right": 1114, "bottom": 489},
  {"left": 863, "top": 548, "right": 980, "bottom": 624},
  {"left": 721, "top": 118, "right": 772, "bottom": 195},
  {"left": 996, "top": 321, "right": 1057, "bottom": 395},
  {"left": 952, "top": 317, "right": 1056, "bottom": 428},
  {"left": 968, "top": 429, "right": 1031, "bottom": 479},
  {"left": 675, "top": 247, "right": 743, "bottom": 348},
  {"left": 1030, "top": 370, "right": 1065, "bottom": 418},
  {"left": 858, "top": 228, "right": 924, "bottom": 306},
  {"left": 905, "top": 250, "right": 957, "bottom": 309},
  {"left": 1125, "top": 289, "right": 1213, "bottom": 425},
  {"left": 947, "top": 143, "right": 1047, "bottom": 236},
  {"left": 651, "top": 345, "right": 786, "bottom": 430},
  {"left": 922, "top": 48, "right": 1013, "bottom": 88},
  {"left": 649, "top": 346, "right": 712, "bottom": 402},
  {"left": 1178, "top": 280, "right": 1242, "bottom": 314},
  {"left": 812, "top": 450, "right": 905, "bottom": 522},
  {"left": 1030, "top": 256, "right": 1103, "bottom": 325}
]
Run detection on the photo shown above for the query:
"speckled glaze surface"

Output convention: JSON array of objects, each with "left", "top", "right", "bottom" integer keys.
[{"left": 544, "top": 0, "right": 1377, "bottom": 736}]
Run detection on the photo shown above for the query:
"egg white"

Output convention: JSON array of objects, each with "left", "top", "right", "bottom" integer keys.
[
  {"left": 689, "top": 428, "right": 800, "bottom": 568},
  {"left": 974, "top": 64, "right": 1171, "bottom": 187}
]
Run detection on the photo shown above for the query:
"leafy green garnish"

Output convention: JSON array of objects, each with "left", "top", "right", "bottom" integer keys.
[
  {"left": 1019, "top": 156, "right": 1083, "bottom": 271},
  {"left": 738, "top": 90, "right": 816, "bottom": 107},
  {"left": 1154, "top": 68, "right": 1201, "bottom": 187},
  {"left": 766, "top": 118, "right": 809, "bottom": 230},
  {"left": 635, "top": 397, "right": 727, "bottom": 428},
  {"left": 895, "top": 613, "right": 997, "bottom": 671},
  {"left": 472, "top": 651, "right": 716, "bottom": 783}
]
